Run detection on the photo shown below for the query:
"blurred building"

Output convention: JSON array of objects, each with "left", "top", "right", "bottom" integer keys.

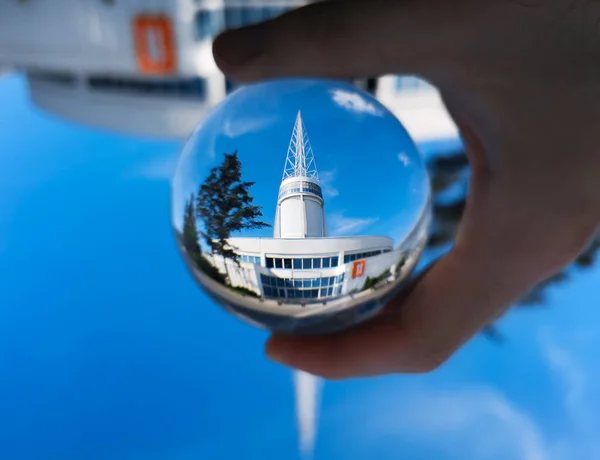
[
  {"left": 0, "top": 0, "right": 457, "bottom": 142},
  {"left": 205, "top": 111, "right": 419, "bottom": 303}
]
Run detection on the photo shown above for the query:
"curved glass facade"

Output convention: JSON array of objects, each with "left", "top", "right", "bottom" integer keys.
[
  {"left": 261, "top": 273, "right": 345, "bottom": 300},
  {"left": 278, "top": 181, "right": 323, "bottom": 200}
]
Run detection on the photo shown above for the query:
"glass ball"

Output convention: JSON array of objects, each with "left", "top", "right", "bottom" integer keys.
[{"left": 171, "top": 78, "right": 431, "bottom": 336}]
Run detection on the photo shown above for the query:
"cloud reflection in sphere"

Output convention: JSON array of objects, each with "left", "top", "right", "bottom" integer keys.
[{"left": 171, "top": 78, "right": 431, "bottom": 336}]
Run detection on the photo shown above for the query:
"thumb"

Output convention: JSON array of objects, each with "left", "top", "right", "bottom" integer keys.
[{"left": 212, "top": 0, "right": 468, "bottom": 83}]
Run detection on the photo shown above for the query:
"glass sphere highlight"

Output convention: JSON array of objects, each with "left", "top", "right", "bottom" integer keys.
[{"left": 171, "top": 78, "right": 431, "bottom": 336}]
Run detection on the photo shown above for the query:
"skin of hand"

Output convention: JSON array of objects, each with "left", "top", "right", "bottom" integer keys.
[{"left": 212, "top": 0, "right": 600, "bottom": 380}]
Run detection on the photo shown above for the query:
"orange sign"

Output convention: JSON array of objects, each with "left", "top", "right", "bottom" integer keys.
[
  {"left": 352, "top": 260, "right": 366, "bottom": 278},
  {"left": 133, "top": 15, "right": 177, "bottom": 74}
]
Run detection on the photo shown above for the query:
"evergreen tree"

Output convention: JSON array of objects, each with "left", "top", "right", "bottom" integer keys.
[
  {"left": 196, "top": 151, "right": 270, "bottom": 263},
  {"left": 182, "top": 192, "right": 202, "bottom": 258}
]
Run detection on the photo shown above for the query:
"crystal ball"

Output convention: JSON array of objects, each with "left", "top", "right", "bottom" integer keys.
[{"left": 171, "top": 78, "right": 431, "bottom": 336}]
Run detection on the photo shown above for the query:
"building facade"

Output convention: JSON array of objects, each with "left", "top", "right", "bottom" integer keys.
[
  {"left": 205, "top": 111, "right": 410, "bottom": 305},
  {"left": 0, "top": 0, "right": 457, "bottom": 142}
]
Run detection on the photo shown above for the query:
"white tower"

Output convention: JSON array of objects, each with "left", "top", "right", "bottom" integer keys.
[{"left": 273, "top": 111, "right": 328, "bottom": 239}]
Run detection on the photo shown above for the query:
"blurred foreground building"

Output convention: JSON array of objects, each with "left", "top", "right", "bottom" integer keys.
[{"left": 0, "top": 0, "right": 457, "bottom": 143}]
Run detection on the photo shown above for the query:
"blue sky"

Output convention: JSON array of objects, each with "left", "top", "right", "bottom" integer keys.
[
  {"left": 2, "top": 72, "right": 600, "bottom": 460},
  {"left": 172, "top": 78, "right": 430, "bottom": 245}
]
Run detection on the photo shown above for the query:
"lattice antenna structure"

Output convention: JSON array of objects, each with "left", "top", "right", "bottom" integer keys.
[{"left": 282, "top": 111, "right": 319, "bottom": 181}]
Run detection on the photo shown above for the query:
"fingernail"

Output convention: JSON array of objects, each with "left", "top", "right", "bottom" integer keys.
[{"left": 213, "top": 25, "right": 268, "bottom": 68}]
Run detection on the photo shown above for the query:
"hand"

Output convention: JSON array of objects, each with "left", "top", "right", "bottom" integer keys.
[{"left": 212, "top": 0, "right": 600, "bottom": 379}]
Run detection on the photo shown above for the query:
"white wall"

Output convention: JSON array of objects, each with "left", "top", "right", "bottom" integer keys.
[
  {"left": 341, "top": 250, "right": 404, "bottom": 294},
  {"left": 228, "top": 235, "right": 394, "bottom": 258},
  {"left": 27, "top": 75, "right": 218, "bottom": 139},
  {"left": 206, "top": 246, "right": 406, "bottom": 303}
]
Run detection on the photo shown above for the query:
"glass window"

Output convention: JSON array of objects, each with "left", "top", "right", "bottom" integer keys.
[
  {"left": 323, "top": 258, "right": 330, "bottom": 268},
  {"left": 276, "top": 278, "right": 284, "bottom": 287},
  {"left": 240, "top": 8, "right": 254, "bottom": 26},
  {"left": 320, "top": 288, "right": 327, "bottom": 297},
  {"left": 279, "top": 289, "right": 285, "bottom": 297},
  {"left": 331, "top": 257, "right": 339, "bottom": 267},
  {"left": 329, "top": 276, "right": 335, "bottom": 285},
  {"left": 303, "top": 280, "right": 311, "bottom": 288},
  {"left": 29, "top": 70, "right": 76, "bottom": 86},
  {"left": 224, "top": 8, "right": 242, "bottom": 28},
  {"left": 327, "top": 287, "right": 333, "bottom": 296},
  {"left": 284, "top": 258, "right": 292, "bottom": 269},
  {"left": 302, "top": 259, "right": 312, "bottom": 270},
  {"left": 312, "top": 258, "right": 321, "bottom": 269},
  {"left": 266, "top": 257, "right": 274, "bottom": 268},
  {"left": 88, "top": 76, "right": 207, "bottom": 100},
  {"left": 293, "top": 258, "right": 302, "bottom": 270},
  {"left": 294, "top": 280, "right": 302, "bottom": 288},
  {"left": 322, "top": 277, "right": 329, "bottom": 287},
  {"left": 275, "top": 258, "right": 283, "bottom": 269},
  {"left": 311, "top": 279, "right": 320, "bottom": 288},
  {"left": 344, "top": 255, "right": 350, "bottom": 264},
  {"left": 194, "top": 10, "right": 222, "bottom": 41},
  {"left": 225, "top": 78, "right": 239, "bottom": 94},
  {"left": 310, "top": 289, "right": 319, "bottom": 298}
]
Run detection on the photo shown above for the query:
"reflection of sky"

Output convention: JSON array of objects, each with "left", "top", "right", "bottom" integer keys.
[
  {"left": 3, "top": 72, "right": 600, "bottom": 460},
  {"left": 172, "top": 79, "right": 430, "bottom": 246}
]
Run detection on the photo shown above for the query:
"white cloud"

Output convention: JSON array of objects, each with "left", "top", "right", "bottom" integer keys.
[
  {"left": 222, "top": 114, "right": 277, "bottom": 138},
  {"left": 324, "top": 326, "right": 600, "bottom": 460},
  {"left": 318, "top": 170, "right": 339, "bottom": 199},
  {"left": 328, "top": 212, "right": 378, "bottom": 236},
  {"left": 537, "top": 329, "right": 600, "bottom": 459},
  {"left": 330, "top": 89, "right": 384, "bottom": 116},
  {"left": 331, "top": 385, "right": 549, "bottom": 460},
  {"left": 398, "top": 152, "right": 411, "bottom": 167}
]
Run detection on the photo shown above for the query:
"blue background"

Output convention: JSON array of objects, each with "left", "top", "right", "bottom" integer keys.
[{"left": 2, "top": 73, "right": 600, "bottom": 460}]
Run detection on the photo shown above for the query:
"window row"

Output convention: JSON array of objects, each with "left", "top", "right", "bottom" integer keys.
[
  {"left": 261, "top": 274, "right": 345, "bottom": 289},
  {"left": 238, "top": 255, "right": 260, "bottom": 264},
  {"left": 87, "top": 76, "right": 207, "bottom": 99},
  {"left": 194, "top": 7, "right": 291, "bottom": 41},
  {"left": 279, "top": 181, "right": 322, "bottom": 196},
  {"left": 28, "top": 71, "right": 77, "bottom": 87},
  {"left": 265, "top": 256, "right": 339, "bottom": 270},
  {"left": 278, "top": 186, "right": 323, "bottom": 200},
  {"left": 343, "top": 250, "right": 384, "bottom": 264},
  {"left": 263, "top": 285, "right": 343, "bottom": 300}
]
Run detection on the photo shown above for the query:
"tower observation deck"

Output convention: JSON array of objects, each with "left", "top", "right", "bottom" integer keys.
[{"left": 273, "top": 111, "right": 328, "bottom": 239}]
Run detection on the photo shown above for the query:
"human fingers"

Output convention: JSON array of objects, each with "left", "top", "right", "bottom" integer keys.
[
  {"left": 212, "top": 0, "right": 480, "bottom": 82},
  {"left": 264, "top": 120, "right": 593, "bottom": 380}
]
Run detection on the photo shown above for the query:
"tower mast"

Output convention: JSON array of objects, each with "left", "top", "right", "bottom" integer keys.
[
  {"left": 274, "top": 111, "right": 328, "bottom": 239},
  {"left": 282, "top": 110, "right": 319, "bottom": 181}
]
